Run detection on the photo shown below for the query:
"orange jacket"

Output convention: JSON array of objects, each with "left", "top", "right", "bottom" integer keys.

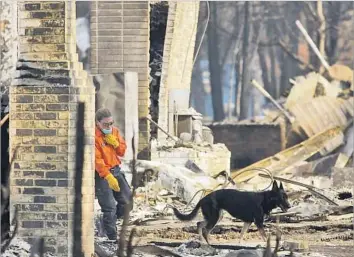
[{"left": 95, "top": 126, "right": 127, "bottom": 178}]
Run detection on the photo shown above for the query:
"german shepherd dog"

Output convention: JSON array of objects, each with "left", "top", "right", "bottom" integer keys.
[{"left": 173, "top": 181, "right": 290, "bottom": 244}]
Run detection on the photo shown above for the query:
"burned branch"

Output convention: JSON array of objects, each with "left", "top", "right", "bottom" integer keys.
[
  {"left": 278, "top": 40, "right": 317, "bottom": 72},
  {"left": 117, "top": 135, "right": 138, "bottom": 257}
]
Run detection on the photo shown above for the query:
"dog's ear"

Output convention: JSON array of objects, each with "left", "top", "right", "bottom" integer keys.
[
  {"left": 272, "top": 180, "right": 278, "bottom": 191},
  {"left": 279, "top": 182, "right": 284, "bottom": 190}
]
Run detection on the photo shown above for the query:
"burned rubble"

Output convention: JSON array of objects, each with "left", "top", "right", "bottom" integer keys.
[
  {"left": 92, "top": 64, "right": 353, "bottom": 257},
  {"left": 3, "top": 68, "right": 352, "bottom": 256},
  {"left": 1, "top": 2, "right": 353, "bottom": 257}
]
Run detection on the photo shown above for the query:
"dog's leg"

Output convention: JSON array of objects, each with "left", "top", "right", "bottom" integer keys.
[
  {"left": 239, "top": 222, "right": 252, "bottom": 243},
  {"left": 197, "top": 221, "right": 207, "bottom": 242},
  {"left": 258, "top": 227, "right": 267, "bottom": 242},
  {"left": 255, "top": 223, "right": 267, "bottom": 242},
  {"left": 217, "top": 210, "right": 223, "bottom": 223},
  {"left": 202, "top": 210, "right": 220, "bottom": 245}
]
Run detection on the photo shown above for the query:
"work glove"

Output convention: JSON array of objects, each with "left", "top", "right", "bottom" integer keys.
[
  {"left": 104, "top": 134, "right": 119, "bottom": 148},
  {"left": 105, "top": 173, "right": 120, "bottom": 192}
]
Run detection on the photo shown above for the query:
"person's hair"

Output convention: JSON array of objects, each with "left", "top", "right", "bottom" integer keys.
[{"left": 95, "top": 108, "right": 112, "bottom": 122}]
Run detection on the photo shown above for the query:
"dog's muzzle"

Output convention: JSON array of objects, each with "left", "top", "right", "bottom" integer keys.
[{"left": 280, "top": 204, "right": 290, "bottom": 212}]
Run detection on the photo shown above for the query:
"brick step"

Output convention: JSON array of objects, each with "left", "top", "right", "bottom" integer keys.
[
  {"left": 16, "top": 57, "right": 90, "bottom": 86},
  {"left": 19, "top": 43, "right": 67, "bottom": 53},
  {"left": 19, "top": 52, "right": 69, "bottom": 62},
  {"left": 13, "top": 77, "right": 71, "bottom": 87},
  {"left": 12, "top": 78, "right": 90, "bottom": 90},
  {"left": 15, "top": 69, "right": 70, "bottom": 79},
  {"left": 17, "top": 60, "right": 70, "bottom": 70},
  {"left": 15, "top": 70, "right": 89, "bottom": 86},
  {"left": 17, "top": 60, "right": 82, "bottom": 72}
]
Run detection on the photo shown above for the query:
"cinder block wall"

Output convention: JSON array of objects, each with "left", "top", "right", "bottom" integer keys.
[
  {"left": 157, "top": 2, "right": 200, "bottom": 142},
  {"left": 10, "top": 1, "right": 95, "bottom": 256},
  {"left": 208, "top": 123, "right": 285, "bottom": 169},
  {"left": 90, "top": 1, "right": 150, "bottom": 159}
]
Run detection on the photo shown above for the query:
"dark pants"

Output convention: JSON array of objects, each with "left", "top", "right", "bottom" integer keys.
[{"left": 95, "top": 166, "right": 132, "bottom": 240}]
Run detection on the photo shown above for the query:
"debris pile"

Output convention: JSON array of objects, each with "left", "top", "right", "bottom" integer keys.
[
  {"left": 95, "top": 68, "right": 353, "bottom": 256},
  {"left": 1, "top": 237, "right": 55, "bottom": 257},
  {"left": 91, "top": 64, "right": 354, "bottom": 257},
  {"left": 228, "top": 69, "right": 354, "bottom": 225},
  {"left": 150, "top": 107, "right": 231, "bottom": 179},
  {"left": 1, "top": 238, "right": 31, "bottom": 257}
]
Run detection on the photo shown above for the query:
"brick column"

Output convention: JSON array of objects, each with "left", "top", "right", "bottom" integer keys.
[
  {"left": 157, "top": 2, "right": 200, "bottom": 142},
  {"left": 90, "top": 1, "right": 150, "bottom": 159},
  {"left": 10, "top": 1, "right": 94, "bottom": 256}
]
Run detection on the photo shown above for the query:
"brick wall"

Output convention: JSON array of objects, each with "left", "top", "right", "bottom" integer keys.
[
  {"left": 10, "top": 1, "right": 95, "bottom": 256},
  {"left": 157, "top": 2, "right": 200, "bottom": 142},
  {"left": 208, "top": 123, "right": 286, "bottom": 169},
  {"left": 90, "top": 1, "right": 150, "bottom": 159}
]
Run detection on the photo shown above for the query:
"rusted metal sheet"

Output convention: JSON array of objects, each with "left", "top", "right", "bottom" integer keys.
[{"left": 288, "top": 96, "right": 353, "bottom": 155}]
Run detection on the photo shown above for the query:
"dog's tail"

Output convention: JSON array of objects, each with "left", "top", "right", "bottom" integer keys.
[{"left": 172, "top": 201, "right": 202, "bottom": 221}]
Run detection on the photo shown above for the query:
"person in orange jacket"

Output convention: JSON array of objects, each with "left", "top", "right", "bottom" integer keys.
[{"left": 95, "top": 107, "right": 132, "bottom": 240}]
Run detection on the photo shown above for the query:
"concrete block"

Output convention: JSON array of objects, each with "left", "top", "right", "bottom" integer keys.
[
  {"left": 282, "top": 240, "right": 309, "bottom": 251},
  {"left": 136, "top": 160, "right": 221, "bottom": 205},
  {"left": 332, "top": 167, "right": 354, "bottom": 188}
]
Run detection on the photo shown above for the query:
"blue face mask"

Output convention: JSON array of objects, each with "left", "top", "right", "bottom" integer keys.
[{"left": 101, "top": 128, "right": 112, "bottom": 134}]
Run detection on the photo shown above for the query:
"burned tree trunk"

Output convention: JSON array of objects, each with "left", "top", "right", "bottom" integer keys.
[
  {"left": 234, "top": 53, "right": 242, "bottom": 117},
  {"left": 207, "top": 2, "right": 225, "bottom": 121},
  {"left": 325, "top": 2, "right": 340, "bottom": 65},
  {"left": 258, "top": 46, "right": 271, "bottom": 97},
  {"left": 269, "top": 45, "right": 278, "bottom": 98},
  {"left": 72, "top": 102, "right": 85, "bottom": 257},
  {"left": 191, "top": 60, "right": 205, "bottom": 115},
  {"left": 239, "top": 1, "right": 251, "bottom": 120}
]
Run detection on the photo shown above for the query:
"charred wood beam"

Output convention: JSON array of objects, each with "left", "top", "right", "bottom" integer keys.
[{"left": 72, "top": 102, "right": 85, "bottom": 257}]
